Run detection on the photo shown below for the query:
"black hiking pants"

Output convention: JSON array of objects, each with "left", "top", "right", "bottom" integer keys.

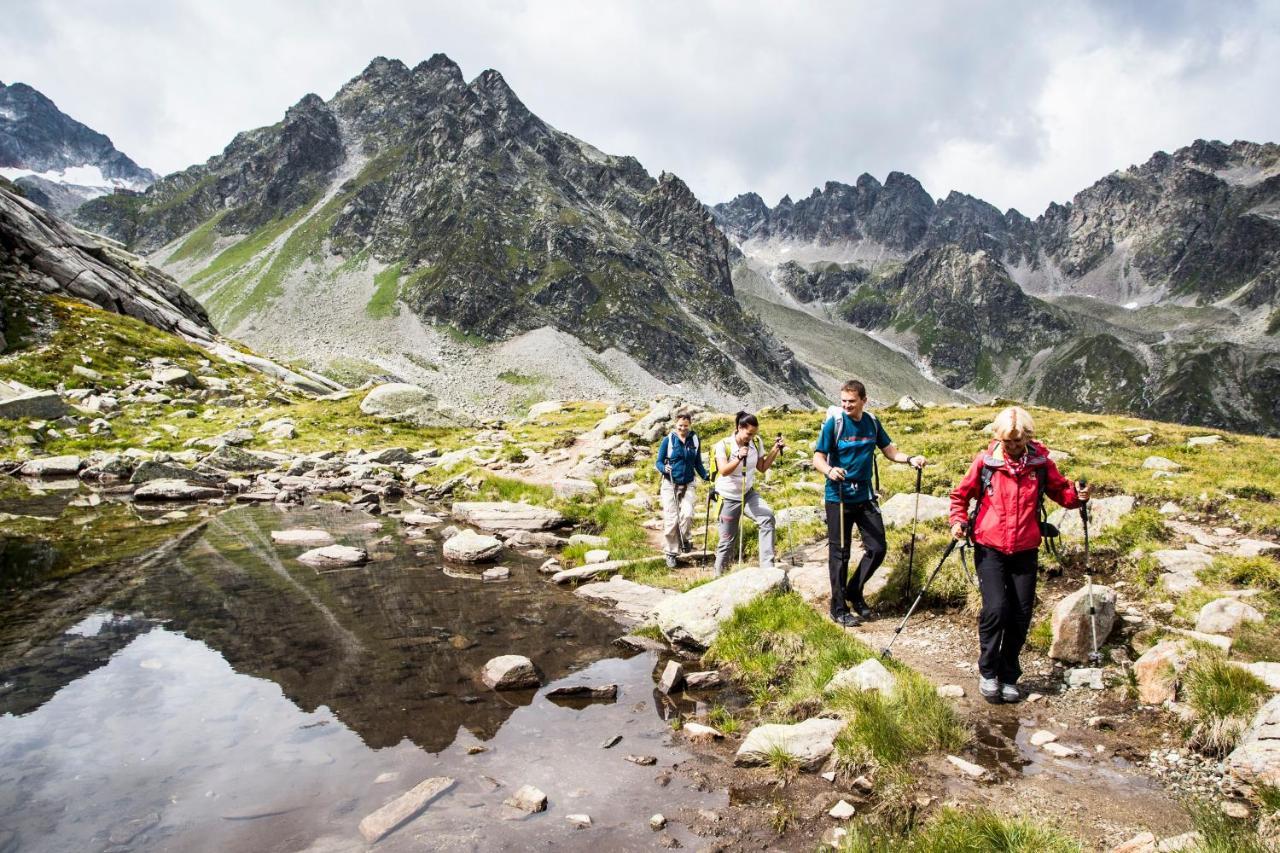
[
  {"left": 974, "top": 544, "right": 1038, "bottom": 683},
  {"left": 825, "top": 500, "right": 887, "bottom": 616}
]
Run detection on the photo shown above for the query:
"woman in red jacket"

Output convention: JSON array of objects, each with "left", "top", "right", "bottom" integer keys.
[{"left": 949, "top": 406, "right": 1089, "bottom": 704}]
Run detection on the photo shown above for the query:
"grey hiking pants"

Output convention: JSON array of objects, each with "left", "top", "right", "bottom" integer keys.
[{"left": 713, "top": 488, "right": 775, "bottom": 575}]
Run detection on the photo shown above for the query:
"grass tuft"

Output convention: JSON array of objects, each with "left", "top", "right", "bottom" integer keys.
[{"left": 839, "top": 807, "right": 1083, "bottom": 852}]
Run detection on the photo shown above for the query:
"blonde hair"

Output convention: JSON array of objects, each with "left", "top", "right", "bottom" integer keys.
[{"left": 991, "top": 406, "right": 1034, "bottom": 441}]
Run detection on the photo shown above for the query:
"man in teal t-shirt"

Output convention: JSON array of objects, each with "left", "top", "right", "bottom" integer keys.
[{"left": 813, "top": 380, "right": 926, "bottom": 627}]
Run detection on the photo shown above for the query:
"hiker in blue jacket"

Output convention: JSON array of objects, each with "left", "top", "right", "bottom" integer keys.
[
  {"left": 813, "top": 380, "right": 926, "bottom": 627},
  {"left": 655, "top": 411, "right": 711, "bottom": 568}
]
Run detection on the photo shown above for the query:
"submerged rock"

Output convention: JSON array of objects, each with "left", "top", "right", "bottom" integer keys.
[
  {"left": 296, "top": 544, "right": 369, "bottom": 568},
  {"left": 270, "top": 528, "right": 336, "bottom": 547},
  {"left": 358, "top": 776, "right": 455, "bottom": 843}
]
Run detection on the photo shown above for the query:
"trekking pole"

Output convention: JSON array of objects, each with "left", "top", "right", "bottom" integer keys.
[
  {"left": 703, "top": 489, "right": 714, "bottom": 568},
  {"left": 906, "top": 465, "right": 922, "bottom": 602},
  {"left": 1079, "top": 478, "right": 1100, "bottom": 665},
  {"left": 882, "top": 538, "right": 960, "bottom": 659}
]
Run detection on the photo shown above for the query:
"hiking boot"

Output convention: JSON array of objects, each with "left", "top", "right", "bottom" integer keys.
[
  {"left": 831, "top": 612, "right": 862, "bottom": 628},
  {"left": 664, "top": 554, "right": 677, "bottom": 569},
  {"left": 978, "top": 676, "right": 1002, "bottom": 704},
  {"left": 1000, "top": 682, "right": 1023, "bottom": 703},
  {"left": 680, "top": 537, "right": 694, "bottom": 554},
  {"left": 848, "top": 597, "right": 873, "bottom": 620}
]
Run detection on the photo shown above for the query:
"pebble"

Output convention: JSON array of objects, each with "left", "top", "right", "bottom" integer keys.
[
  {"left": 600, "top": 735, "right": 622, "bottom": 749},
  {"left": 1030, "top": 730, "right": 1058, "bottom": 747},
  {"left": 566, "top": 814, "right": 592, "bottom": 828},
  {"left": 829, "top": 800, "right": 856, "bottom": 819},
  {"left": 650, "top": 813, "right": 666, "bottom": 830},
  {"left": 936, "top": 684, "right": 966, "bottom": 699},
  {"left": 626, "top": 755, "right": 658, "bottom": 766}
]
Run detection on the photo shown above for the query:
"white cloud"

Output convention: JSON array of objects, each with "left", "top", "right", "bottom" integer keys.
[{"left": 3, "top": 0, "right": 1277, "bottom": 216}]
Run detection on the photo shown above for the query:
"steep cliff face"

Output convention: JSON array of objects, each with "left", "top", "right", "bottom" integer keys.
[
  {"left": 1, "top": 181, "right": 212, "bottom": 346},
  {"left": 76, "top": 56, "right": 818, "bottom": 406},
  {"left": 715, "top": 138, "right": 1280, "bottom": 433},
  {"left": 0, "top": 81, "right": 155, "bottom": 216}
]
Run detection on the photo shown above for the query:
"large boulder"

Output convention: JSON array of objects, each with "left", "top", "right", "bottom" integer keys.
[
  {"left": 878, "top": 493, "right": 951, "bottom": 528},
  {"left": 575, "top": 575, "right": 677, "bottom": 624},
  {"left": 652, "top": 567, "right": 788, "bottom": 650},
  {"left": 735, "top": 718, "right": 845, "bottom": 769},
  {"left": 0, "top": 383, "right": 70, "bottom": 420},
  {"left": 1048, "top": 583, "right": 1117, "bottom": 663},
  {"left": 1227, "top": 695, "right": 1280, "bottom": 787},
  {"left": 18, "top": 455, "right": 82, "bottom": 477},
  {"left": 133, "top": 479, "right": 224, "bottom": 501},
  {"left": 1196, "top": 598, "right": 1264, "bottom": 636},
  {"left": 443, "top": 530, "right": 503, "bottom": 563},
  {"left": 1133, "top": 639, "right": 1198, "bottom": 705},
  {"left": 130, "top": 460, "right": 216, "bottom": 485},
  {"left": 526, "top": 400, "right": 563, "bottom": 419},
  {"left": 1047, "top": 495, "right": 1135, "bottom": 538},
  {"left": 359, "top": 383, "right": 468, "bottom": 427},
  {"left": 481, "top": 655, "right": 541, "bottom": 690},
  {"left": 450, "top": 501, "right": 564, "bottom": 531},
  {"left": 152, "top": 367, "right": 199, "bottom": 388}
]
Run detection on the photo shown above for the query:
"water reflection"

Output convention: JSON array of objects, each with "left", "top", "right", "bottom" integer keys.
[{"left": 0, "top": 503, "right": 724, "bottom": 850}]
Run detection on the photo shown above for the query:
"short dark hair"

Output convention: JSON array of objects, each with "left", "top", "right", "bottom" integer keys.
[
  {"left": 840, "top": 380, "right": 867, "bottom": 400},
  {"left": 734, "top": 410, "right": 758, "bottom": 429},
  {"left": 674, "top": 411, "right": 692, "bottom": 422}
]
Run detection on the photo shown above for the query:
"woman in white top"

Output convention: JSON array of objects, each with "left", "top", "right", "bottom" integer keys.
[{"left": 712, "top": 411, "right": 785, "bottom": 576}]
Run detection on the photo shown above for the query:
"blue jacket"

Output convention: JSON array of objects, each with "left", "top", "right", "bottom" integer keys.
[{"left": 654, "top": 431, "right": 710, "bottom": 485}]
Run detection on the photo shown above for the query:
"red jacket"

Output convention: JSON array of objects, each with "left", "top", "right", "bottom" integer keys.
[{"left": 949, "top": 440, "right": 1083, "bottom": 555}]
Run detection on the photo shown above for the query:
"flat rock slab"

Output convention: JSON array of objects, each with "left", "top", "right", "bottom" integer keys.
[
  {"left": 546, "top": 684, "right": 619, "bottom": 702},
  {"left": 945, "top": 755, "right": 989, "bottom": 780},
  {"left": 1227, "top": 694, "right": 1280, "bottom": 787},
  {"left": 482, "top": 655, "right": 542, "bottom": 690},
  {"left": 878, "top": 492, "right": 951, "bottom": 528},
  {"left": 451, "top": 501, "right": 565, "bottom": 531},
  {"left": 1234, "top": 538, "right": 1280, "bottom": 558},
  {"left": 735, "top": 718, "right": 845, "bottom": 769},
  {"left": 654, "top": 566, "right": 788, "bottom": 650},
  {"left": 402, "top": 512, "right": 442, "bottom": 526},
  {"left": 297, "top": 545, "right": 369, "bottom": 568},
  {"left": 683, "top": 722, "right": 723, "bottom": 741},
  {"left": 552, "top": 478, "right": 597, "bottom": 500},
  {"left": 787, "top": 562, "right": 835, "bottom": 607},
  {"left": 271, "top": 528, "right": 335, "bottom": 547},
  {"left": 130, "top": 460, "right": 215, "bottom": 485},
  {"left": 443, "top": 530, "right": 503, "bottom": 563},
  {"left": 19, "top": 455, "right": 82, "bottom": 477},
  {"left": 133, "top": 479, "right": 225, "bottom": 501},
  {"left": 358, "top": 776, "right": 455, "bottom": 843},
  {"left": 551, "top": 559, "right": 636, "bottom": 584},
  {"left": 1153, "top": 550, "right": 1214, "bottom": 574},
  {"left": 1196, "top": 597, "right": 1263, "bottom": 635},
  {"left": 575, "top": 575, "right": 676, "bottom": 622}
]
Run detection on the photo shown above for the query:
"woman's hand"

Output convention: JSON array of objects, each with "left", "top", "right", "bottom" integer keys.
[
  {"left": 951, "top": 522, "right": 967, "bottom": 540},
  {"left": 1077, "top": 481, "right": 1091, "bottom": 502}
]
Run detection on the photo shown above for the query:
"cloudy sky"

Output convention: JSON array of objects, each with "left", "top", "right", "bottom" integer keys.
[{"left": 5, "top": 0, "right": 1279, "bottom": 214}]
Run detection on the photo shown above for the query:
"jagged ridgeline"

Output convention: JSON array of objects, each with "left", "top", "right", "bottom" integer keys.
[
  {"left": 76, "top": 55, "right": 818, "bottom": 407},
  {"left": 714, "top": 141, "right": 1280, "bottom": 434}
]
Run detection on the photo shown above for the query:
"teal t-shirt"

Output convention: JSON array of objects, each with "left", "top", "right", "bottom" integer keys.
[{"left": 815, "top": 412, "right": 891, "bottom": 503}]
